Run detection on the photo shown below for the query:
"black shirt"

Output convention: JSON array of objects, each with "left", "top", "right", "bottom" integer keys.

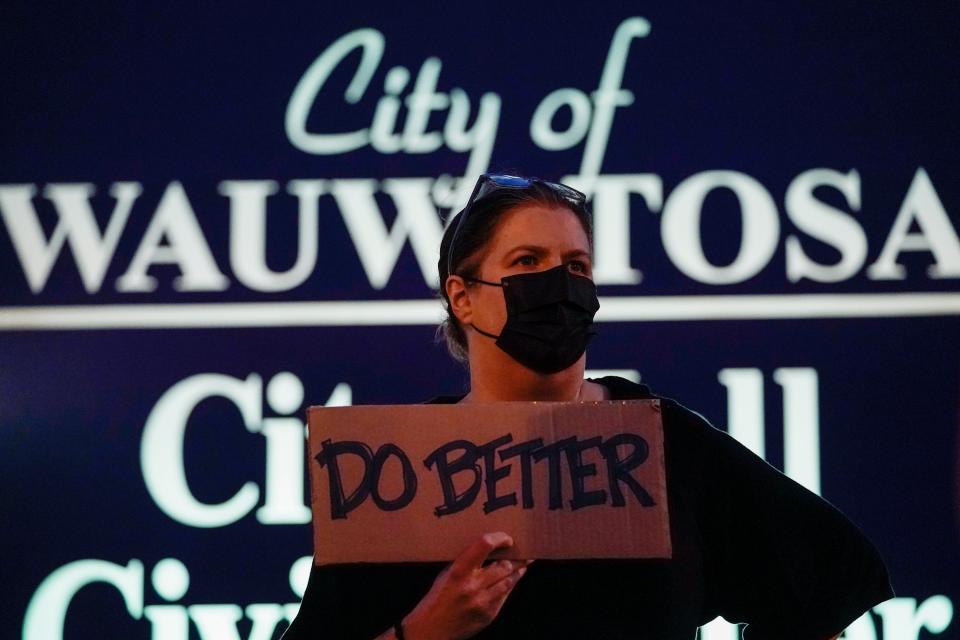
[{"left": 283, "top": 377, "right": 893, "bottom": 639}]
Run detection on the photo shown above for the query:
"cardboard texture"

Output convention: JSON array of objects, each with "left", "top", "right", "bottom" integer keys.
[{"left": 307, "top": 400, "right": 671, "bottom": 565}]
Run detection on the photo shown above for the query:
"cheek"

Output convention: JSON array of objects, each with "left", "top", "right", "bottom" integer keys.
[{"left": 474, "top": 287, "right": 508, "bottom": 325}]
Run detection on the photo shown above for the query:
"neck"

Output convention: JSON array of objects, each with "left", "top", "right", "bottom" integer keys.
[{"left": 464, "top": 346, "right": 586, "bottom": 402}]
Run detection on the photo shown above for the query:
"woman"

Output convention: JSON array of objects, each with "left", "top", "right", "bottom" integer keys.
[{"left": 284, "top": 174, "right": 893, "bottom": 639}]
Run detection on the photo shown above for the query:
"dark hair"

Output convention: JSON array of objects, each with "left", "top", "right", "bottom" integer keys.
[{"left": 437, "top": 181, "right": 594, "bottom": 363}]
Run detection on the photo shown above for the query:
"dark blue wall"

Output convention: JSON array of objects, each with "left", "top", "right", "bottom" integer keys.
[{"left": 2, "top": 3, "right": 958, "bottom": 638}]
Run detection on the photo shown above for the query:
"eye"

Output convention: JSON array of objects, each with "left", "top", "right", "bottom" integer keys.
[
  {"left": 512, "top": 254, "right": 538, "bottom": 267},
  {"left": 567, "top": 260, "right": 590, "bottom": 274}
]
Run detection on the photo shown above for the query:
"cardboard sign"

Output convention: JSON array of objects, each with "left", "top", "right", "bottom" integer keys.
[{"left": 307, "top": 400, "right": 671, "bottom": 564}]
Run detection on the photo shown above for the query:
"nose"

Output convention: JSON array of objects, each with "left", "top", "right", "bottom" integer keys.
[{"left": 543, "top": 254, "right": 565, "bottom": 270}]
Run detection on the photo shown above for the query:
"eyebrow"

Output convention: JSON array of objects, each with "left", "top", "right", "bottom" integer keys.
[
  {"left": 503, "top": 245, "right": 592, "bottom": 261},
  {"left": 564, "top": 249, "right": 592, "bottom": 262}
]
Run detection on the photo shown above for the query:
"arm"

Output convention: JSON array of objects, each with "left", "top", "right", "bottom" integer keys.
[{"left": 665, "top": 401, "right": 893, "bottom": 639}]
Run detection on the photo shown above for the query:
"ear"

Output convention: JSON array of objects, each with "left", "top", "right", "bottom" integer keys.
[{"left": 445, "top": 275, "right": 473, "bottom": 326}]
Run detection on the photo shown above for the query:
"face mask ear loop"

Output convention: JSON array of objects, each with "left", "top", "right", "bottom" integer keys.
[
  {"left": 470, "top": 323, "right": 501, "bottom": 340},
  {"left": 454, "top": 276, "right": 505, "bottom": 340},
  {"left": 460, "top": 275, "right": 504, "bottom": 288}
]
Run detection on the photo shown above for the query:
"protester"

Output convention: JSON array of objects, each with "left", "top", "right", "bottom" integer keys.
[{"left": 283, "top": 174, "right": 893, "bottom": 639}]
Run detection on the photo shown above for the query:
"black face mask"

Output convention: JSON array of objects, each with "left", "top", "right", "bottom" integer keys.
[{"left": 467, "top": 265, "right": 600, "bottom": 374}]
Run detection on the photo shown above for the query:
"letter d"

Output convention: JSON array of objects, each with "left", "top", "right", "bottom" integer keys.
[{"left": 315, "top": 439, "right": 375, "bottom": 519}]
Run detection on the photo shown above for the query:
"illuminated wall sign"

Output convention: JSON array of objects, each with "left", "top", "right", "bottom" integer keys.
[
  {"left": 3, "top": 8, "right": 957, "bottom": 639},
  {"left": 1, "top": 20, "right": 958, "bottom": 329}
]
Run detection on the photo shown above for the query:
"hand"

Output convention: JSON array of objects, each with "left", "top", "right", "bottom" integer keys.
[{"left": 400, "top": 532, "right": 531, "bottom": 640}]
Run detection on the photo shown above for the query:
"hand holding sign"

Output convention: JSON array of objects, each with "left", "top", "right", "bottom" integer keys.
[
  {"left": 400, "top": 532, "right": 531, "bottom": 640},
  {"left": 310, "top": 401, "right": 669, "bottom": 640}
]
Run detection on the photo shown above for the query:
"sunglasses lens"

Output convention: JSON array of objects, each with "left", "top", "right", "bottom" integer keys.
[
  {"left": 542, "top": 181, "right": 586, "bottom": 203},
  {"left": 473, "top": 174, "right": 531, "bottom": 201},
  {"left": 489, "top": 174, "right": 533, "bottom": 188}
]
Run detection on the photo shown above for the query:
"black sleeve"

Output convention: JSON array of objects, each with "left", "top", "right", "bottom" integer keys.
[
  {"left": 664, "top": 402, "right": 894, "bottom": 640},
  {"left": 282, "top": 562, "right": 440, "bottom": 640}
]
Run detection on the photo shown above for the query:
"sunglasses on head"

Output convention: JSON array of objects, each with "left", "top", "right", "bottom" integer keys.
[{"left": 446, "top": 173, "right": 587, "bottom": 277}]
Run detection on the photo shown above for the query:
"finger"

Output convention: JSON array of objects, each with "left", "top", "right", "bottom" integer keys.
[
  {"left": 478, "top": 559, "right": 522, "bottom": 589},
  {"left": 484, "top": 566, "right": 527, "bottom": 603},
  {"left": 432, "top": 561, "right": 453, "bottom": 585},
  {"left": 450, "top": 532, "right": 513, "bottom": 579}
]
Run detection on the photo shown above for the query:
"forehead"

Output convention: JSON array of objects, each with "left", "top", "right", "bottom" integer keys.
[{"left": 485, "top": 204, "right": 590, "bottom": 254}]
